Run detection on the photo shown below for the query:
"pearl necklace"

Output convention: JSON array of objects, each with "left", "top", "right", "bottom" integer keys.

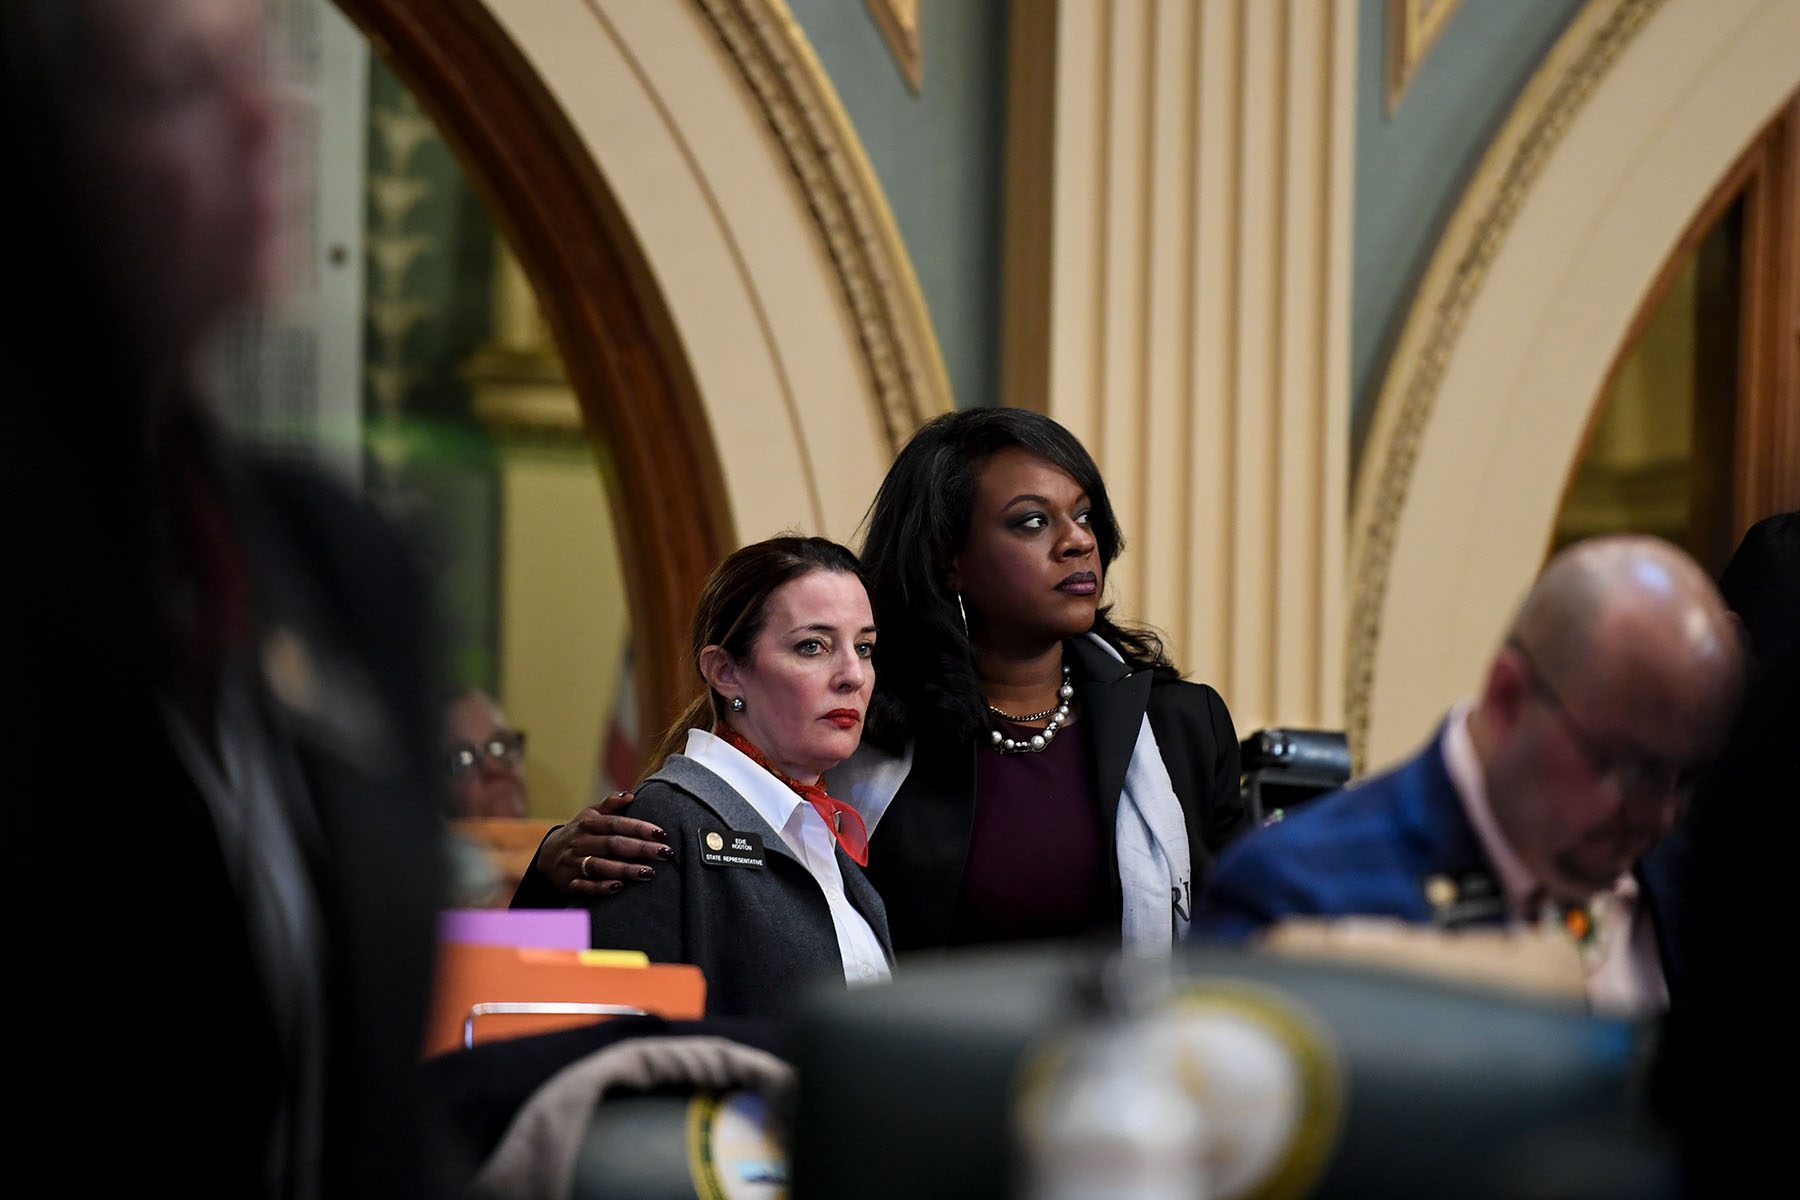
[{"left": 986, "top": 666, "right": 1075, "bottom": 754}]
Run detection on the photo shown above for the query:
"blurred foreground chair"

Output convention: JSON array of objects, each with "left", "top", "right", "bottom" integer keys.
[
  {"left": 469, "top": 1032, "right": 791, "bottom": 1200},
  {"left": 423, "top": 1014, "right": 789, "bottom": 1197},
  {"left": 788, "top": 943, "right": 1669, "bottom": 1199}
]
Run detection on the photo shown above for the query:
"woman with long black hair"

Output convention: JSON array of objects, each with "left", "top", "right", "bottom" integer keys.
[{"left": 840, "top": 408, "right": 1242, "bottom": 951}]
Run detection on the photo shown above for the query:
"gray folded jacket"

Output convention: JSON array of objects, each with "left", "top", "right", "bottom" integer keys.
[{"left": 470, "top": 1035, "right": 792, "bottom": 1200}]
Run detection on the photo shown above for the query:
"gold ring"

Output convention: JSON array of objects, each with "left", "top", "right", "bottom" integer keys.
[{"left": 580, "top": 855, "right": 593, "bottom": 878}]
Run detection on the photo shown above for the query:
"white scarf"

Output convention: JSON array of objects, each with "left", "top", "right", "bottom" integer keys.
[
  {"left": 1086, "top": 633, "right": 1192, "bottom": 950},
  {"left": 827, "top": 633, "right": 1192, "bottom": 950}
]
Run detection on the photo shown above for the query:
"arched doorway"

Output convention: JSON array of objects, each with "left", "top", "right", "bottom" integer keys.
[
  {"left": 1553, "top": 92, "right": 1800, "bottom": 573},
  {"left": 332, "top": 0, "right": 950, "bottom": 746},
  {"left": 1349, "top": 0, "right": 1800, "bottom": 769},
  {"left": 337, "top": 0, "right": 730, "bottom": 736}
]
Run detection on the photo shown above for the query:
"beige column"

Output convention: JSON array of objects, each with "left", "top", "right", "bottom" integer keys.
[{"left": 1003, "top": 0, "right": 1355, "bottom": 735}]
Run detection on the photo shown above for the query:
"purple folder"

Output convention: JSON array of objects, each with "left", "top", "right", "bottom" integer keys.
[{"left": 439, "top": 909, "right": 589, "bottom": 951}]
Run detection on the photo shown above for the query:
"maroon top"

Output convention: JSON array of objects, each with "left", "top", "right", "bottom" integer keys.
[{"left": 948, "top": 717, "right": 1111, "bottom": 946}]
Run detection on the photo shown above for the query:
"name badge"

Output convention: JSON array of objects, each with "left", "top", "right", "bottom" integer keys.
[
  {"left": 1422, "top": 870, "right": 1506, "bottom": 927},
  {"left": 699, "top": 828, "right": 766, "bottom": 869}
]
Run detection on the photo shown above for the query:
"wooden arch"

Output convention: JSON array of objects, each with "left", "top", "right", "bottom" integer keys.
[{"left": 335, "top": 0, "right": 732, "bottom": 733}]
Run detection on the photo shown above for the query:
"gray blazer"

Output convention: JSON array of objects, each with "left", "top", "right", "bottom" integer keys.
[{"left": 589, "top": 754, "right": 894, "bottom": 1021}]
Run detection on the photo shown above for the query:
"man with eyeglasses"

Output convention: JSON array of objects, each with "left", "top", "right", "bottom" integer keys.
[
  {"left": 445, "top": 688, "right": 531, "bottom": 819},
  {"left": 1193, "top": 536, "right": 1744, "bottom": 1017}
]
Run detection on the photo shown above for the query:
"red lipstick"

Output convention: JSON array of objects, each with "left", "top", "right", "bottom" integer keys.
[{"left": 823, "top": 709, "right": 862, "bottom": 729}]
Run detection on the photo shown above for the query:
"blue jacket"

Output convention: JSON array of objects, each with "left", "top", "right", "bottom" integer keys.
[{"left": 1191, "top": 728, "right": 1687, "bottom": 999}]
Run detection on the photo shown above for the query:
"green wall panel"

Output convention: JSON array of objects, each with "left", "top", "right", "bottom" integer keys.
[
  {"left": 1353, "top": 0, "right": 1585, "bottom": 442},
  {"left": 786, "top": 0, "right": 1009, "bottom": 411}
]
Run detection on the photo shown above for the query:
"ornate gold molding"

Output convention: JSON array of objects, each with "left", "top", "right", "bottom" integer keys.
[
  {"left": 1385, "top": 0, "right": 1461, "bottom": 115},
  {"left": 694, "top": 0, "right": 953, "bottom": 452},
  {"left": 1346, "top": 0, "right": 1667, "bottom": 765},
  {"left": 864, "top": 0, "right": 923, "bottom": 93}
]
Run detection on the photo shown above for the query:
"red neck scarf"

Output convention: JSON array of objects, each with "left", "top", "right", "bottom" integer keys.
[{"left": 714, "top": 726, "right": 869, "bottom": 866}]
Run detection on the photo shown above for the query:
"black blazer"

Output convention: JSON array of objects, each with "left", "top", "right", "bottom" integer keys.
[
  {"left": 15, "top": 445, "right": 445, "bottom": 1197},
  {"left": 244, "top": 457, "right": 446, "bottom": 1197},
  {"left": 865, "top": 636, "right": 1243, "bottom": 954},
  {"left": 592, "top": 755, "right": 894, "bottom": 1021}
]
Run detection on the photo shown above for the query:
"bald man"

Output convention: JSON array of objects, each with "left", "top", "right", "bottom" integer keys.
[{"left": 1192, "top": 536, "right": 1743, "bottom": 1017}]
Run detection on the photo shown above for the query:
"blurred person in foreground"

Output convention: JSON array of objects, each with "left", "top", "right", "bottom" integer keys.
[
  {"left": 4, "top": 1, "right": 442, "bottom": 1194},
  {"left": 1657, "top": 511, "right": 1798, "bottom": 1187},
  {"left": 1193, "top": 537, "right": 1743, "bottom": 1017}
]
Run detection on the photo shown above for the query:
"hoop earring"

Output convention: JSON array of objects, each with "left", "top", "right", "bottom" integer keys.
[
  {"left": 729, "top": 696, "right": 746, "bottom": 712},
  {"left": 956, "top": 591, "right": 969, "bottom": 641}
]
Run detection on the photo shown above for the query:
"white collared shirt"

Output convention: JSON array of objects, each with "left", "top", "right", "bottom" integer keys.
[
  {"left": 684, "top": 730, "right": 891, "bottom": 987},
  {"left": 1442, "top": 702, "right": 1668, "bottom": 1017}
]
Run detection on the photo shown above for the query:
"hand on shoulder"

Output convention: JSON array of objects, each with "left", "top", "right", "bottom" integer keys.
[{"left": 531, "top": 789, "right": 675, "bottom": 898}]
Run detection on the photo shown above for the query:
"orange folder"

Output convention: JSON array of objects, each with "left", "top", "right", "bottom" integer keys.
[{"left": 426, "top": 943, "right": 706, "bottom": 1057}]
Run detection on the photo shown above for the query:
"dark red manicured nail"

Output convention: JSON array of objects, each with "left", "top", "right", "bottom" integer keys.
[{"left": 636, "top": 866, "right": 655, "bottom": 880}]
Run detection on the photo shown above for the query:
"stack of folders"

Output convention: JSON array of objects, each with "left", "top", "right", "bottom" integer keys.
[{"left": 429, "top": 909, "right": 705, "bottom": 1056}]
